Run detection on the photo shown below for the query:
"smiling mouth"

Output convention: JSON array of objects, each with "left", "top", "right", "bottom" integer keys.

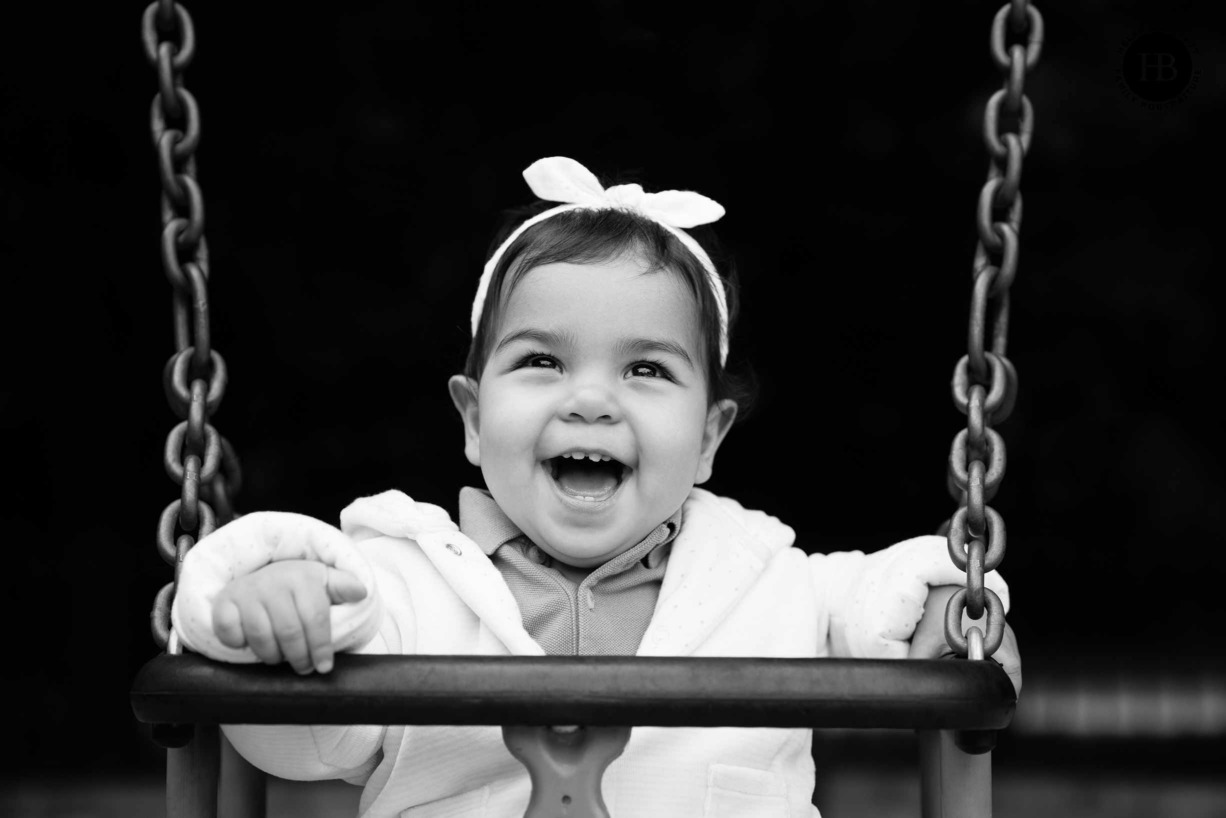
[{"left": 547, "top": 454, "right": 629, "bottom": 502}]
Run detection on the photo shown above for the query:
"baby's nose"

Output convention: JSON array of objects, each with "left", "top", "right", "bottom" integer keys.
[{"left": 561, "top": 383, "right": 620, "bottom": 423}]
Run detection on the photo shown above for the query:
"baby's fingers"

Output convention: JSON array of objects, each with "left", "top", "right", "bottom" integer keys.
[
  {"left": 265, "top": 594, "right": 314, "bottom": 675},
  {"left": 213, "top": 599, "right": 246, "bottom": 649},
  {"left": 293, "top": 581, "right": 336, "bottom": 674},
  {"left": 996, "top": 625, "right": 1023, "bottom": 697},
  {"left": 325, "top": 567, "right": 367, "bottom": 605},
  {"left": 235, "top": 600, "right": 283, "bottom": 666}
]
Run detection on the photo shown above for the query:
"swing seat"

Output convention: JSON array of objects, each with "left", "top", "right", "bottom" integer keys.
[{"left": 131, "top": 653, "right": 1014, "bottom": 817}]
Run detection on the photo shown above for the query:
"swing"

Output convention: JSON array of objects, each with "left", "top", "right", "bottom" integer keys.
[{"left": 131, "top": 2, "right": 1041, "bottom": 816}]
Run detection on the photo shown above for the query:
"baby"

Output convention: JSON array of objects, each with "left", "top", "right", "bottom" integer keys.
[{"left": 172, "top": 156, "right": 1020, "bottom": 817}]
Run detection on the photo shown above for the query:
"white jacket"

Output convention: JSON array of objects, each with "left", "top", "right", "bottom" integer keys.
[{"left": 172, "top": 488, "right": 1009, "bottom": 818}]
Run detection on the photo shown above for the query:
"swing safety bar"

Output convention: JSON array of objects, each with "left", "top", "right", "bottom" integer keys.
[
  {"left": 131, "top": 653, "right": 1014, "bottom": 818},
  {"left": 133, "top": 653, "right": 1014, "bottom": 731}
]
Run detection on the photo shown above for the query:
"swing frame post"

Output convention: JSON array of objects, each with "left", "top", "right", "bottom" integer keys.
[
  {"left": 156, "top": 724, "right": 265, "bottom": 818},
  {"left": 219, "top": 734, "right": 267, "bottom": 818},
  {"left": 918, "top": 729, "right": 992, "bottom": 818},
  {"left": 166, "top": 723, "right": 220, "bottom": 818}
]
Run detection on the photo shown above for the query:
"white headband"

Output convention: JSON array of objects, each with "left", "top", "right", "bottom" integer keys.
[{"left": 471, "top": 156, "right": 730, "bottom": 365}]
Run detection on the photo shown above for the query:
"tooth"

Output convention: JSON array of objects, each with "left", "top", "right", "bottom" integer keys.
[{"left": 588, "top": 454, "right": 600, "bottom": 462}]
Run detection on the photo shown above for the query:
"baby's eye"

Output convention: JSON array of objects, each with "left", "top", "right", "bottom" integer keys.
[
  {"left": 516, "top": 352, "right": 560, "bottom": 370},
  {"left": 628, "top": 361, "right": 673, "bottom": 380}
]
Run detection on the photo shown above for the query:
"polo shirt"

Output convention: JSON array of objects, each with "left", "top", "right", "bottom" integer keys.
[{"left": 457, "top": 487, "right": 681, "bottom": 656}]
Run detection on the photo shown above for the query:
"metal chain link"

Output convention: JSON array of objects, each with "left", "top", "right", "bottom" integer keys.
[
  {"left": 942, "top": 1, "right": 1042, "bottom": 662},
  {"left": 144, "top": 1, "right": 242, "bottom": 652}
]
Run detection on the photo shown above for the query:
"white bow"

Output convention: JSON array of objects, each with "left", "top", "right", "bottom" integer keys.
[
  {"left": 472, "top": 157, "right": 730, "bottom": 365},
  {"left": 523, "top": 156, "right": 725, "bottom": 229}
]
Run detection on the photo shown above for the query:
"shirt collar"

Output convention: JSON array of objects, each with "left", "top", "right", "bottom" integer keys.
[
  {"left": 459, "top": 486, "right": 523, "bottom": 555},
  {"left": 458, "top": 486, "right": 681, "bottom": 567}
]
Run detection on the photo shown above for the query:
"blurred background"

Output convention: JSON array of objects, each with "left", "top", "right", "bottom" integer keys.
[{"left": 1, "top": 0, "right": 1223, "bottom": 815}]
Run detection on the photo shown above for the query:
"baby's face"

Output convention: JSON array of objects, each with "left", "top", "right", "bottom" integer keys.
[{"left": 450, "top": 256, "right": 735, "bottom": 567}]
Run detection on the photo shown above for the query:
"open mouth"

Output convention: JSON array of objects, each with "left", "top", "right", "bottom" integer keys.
[{"left": 547, "top": 452, "right": 629, "bottom": 502}]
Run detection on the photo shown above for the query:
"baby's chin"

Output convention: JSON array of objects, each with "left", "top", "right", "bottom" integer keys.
[
  {"left": 536, "top": 541, "right": 630, "bottom": 569},
  {"left": 530, "top": 529, "right": 643, "bottom": 569}
]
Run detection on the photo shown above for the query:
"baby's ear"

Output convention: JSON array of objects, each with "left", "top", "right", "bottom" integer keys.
[
  {"left": 694, "top": 399, "right": 738, "bottom": 485},
  {"left": 447, "top": 375, "right": 482, "bottom": 467}
]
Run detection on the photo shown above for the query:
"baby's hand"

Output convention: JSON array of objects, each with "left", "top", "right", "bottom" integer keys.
[
  {"left": 211, "top": 560, "right": 367, "bottom": 674},
  {"left": 908, "top": 585, "right": 1023, "bottom": 697}
]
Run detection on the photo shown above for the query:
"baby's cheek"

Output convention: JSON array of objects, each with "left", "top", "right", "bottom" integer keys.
[
  {"left": 479, "top": 405, "right": 536, "bottom": 453},
  {"left": 646, "top": 434, "right": 706, "bottom": 493}
]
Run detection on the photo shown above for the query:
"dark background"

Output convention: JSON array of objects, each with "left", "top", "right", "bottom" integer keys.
[{"left": 1, "top": 0, "right": 1222, "bottom": 783}]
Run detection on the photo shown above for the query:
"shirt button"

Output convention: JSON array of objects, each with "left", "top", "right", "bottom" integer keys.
[
  {"left": 445, "top": 543, "right": 462, "bottom": 556},
  {"left": 528, "top": 546, "right": 546, "bottom": 564}
]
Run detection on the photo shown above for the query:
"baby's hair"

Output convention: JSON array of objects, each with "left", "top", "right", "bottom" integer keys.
[{"left": 463, "top": 200, "right": 757, "bottom": 421}]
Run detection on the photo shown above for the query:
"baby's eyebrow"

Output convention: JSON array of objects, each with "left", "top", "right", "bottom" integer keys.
[
  {"left": 493, "top": 327, "right": 577, "bottom": 355},
  {"left": 616, "top": 338, "right": 696, "bottom": 370},
  {"left": 494, "top": 328, "right": 696, "bottom": 370}
]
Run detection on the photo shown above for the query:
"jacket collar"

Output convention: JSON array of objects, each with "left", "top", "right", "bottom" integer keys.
[
  {"left": 636, "top": 488, "right": 795, "bottom": 656},
  {"left": 340, "top": 489, "right": 543, "bottom": 655}
]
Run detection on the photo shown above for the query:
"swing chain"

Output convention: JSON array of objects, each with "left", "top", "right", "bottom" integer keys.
[
  {"left": 942, "top": 1, "right": 1042, "bottom": 661},
  {"left": 143, "top": 1, "right": 242, "bottom": 652}
]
